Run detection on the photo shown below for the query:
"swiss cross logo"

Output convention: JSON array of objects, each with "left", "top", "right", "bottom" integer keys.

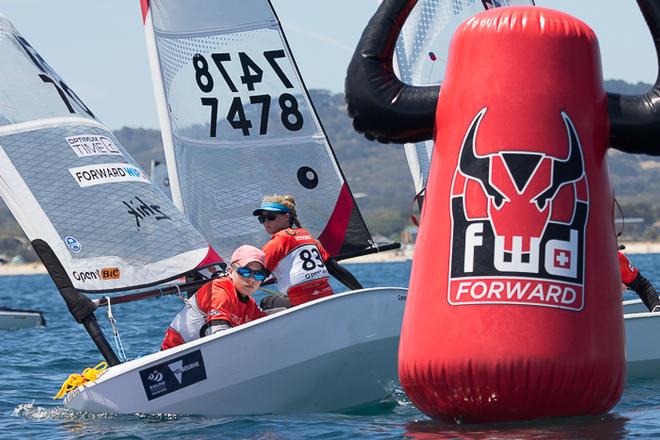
[
  {"left": 448, "top": 108, "right": 589, "bottom": 311},
  {"left": 554, "top": 249, "right": 571, "bottom": 269}
]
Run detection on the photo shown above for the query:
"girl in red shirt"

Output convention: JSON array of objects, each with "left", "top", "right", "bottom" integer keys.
[
  {"left": 161, "top": 245, "right": 268, "bottom": 350},
  {"left": 253, "top": 194, "right": 362, "bottom": 308}
]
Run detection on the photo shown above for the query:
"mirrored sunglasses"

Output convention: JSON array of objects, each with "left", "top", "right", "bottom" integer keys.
[
  {"left": 235, "top": 266, "right": 267, "bottom": 281},
  {"left": 257, "top": 212, "right": 279, "bottom": 224}
]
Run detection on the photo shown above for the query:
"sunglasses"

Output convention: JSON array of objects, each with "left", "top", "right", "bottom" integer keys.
[
  {"left": 257, "top": 212, "right": 279, "bottom": 224},
  {"left": 235, "top": 266, "right": 267, "bottom": 282}
]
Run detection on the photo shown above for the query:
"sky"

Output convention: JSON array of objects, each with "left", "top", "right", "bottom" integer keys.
[{"left": 0, "top": 0, "right": 655, "bottom": 130}]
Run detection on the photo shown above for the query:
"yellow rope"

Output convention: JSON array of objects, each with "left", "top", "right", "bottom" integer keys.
[{"left": 53, "top": 361, "right": 108, "bottom": 399}]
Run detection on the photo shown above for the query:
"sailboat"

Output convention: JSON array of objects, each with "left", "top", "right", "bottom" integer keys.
[
  {"left": 0, "top": 306, "right": 45, "bottom": 329},
  {"left": 0, "top": 5, "right": 405, "bottom": 415},
  {"left": 140, "top": 0, "right": 399, "bottom": 262},
  {"left": 392, "top": 0, "right": 660, "bottom": 379}
]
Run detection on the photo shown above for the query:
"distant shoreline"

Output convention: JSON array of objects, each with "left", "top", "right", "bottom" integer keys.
[
  {"left": 0, "top": 241, "right": 657, "bottom": 276},
  {"left": 621, "top": 242, "right": 660, "bottom": 255},
  {"left": 346, "top": 241, "right": 660, "bottom": 264},
  {"left": 346, "top": 246, "right": 413, "bottom": 264},
  {"left": 0, "top": 263, "right": 47, "bottom": 276}
]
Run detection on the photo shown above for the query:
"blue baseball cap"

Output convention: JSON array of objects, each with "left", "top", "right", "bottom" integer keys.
[{"left": 252, "top": 202, "right": 292, "bottom": 216}]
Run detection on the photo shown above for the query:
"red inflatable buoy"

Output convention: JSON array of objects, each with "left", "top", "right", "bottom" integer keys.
[{"left": 398, "top": 7, "right": 624, "bottom": 423}]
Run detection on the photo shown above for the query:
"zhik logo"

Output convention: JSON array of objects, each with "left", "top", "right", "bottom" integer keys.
[
  {"left": 448, "top": 108, "right": 588, "bottom": 311},
  {"left": 122, "top": 196, "right": 171, "bottom": 228}
]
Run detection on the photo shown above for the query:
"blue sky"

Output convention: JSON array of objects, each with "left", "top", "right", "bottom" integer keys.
[{"left": 0, "top": 1, "right": 655, "bottom": 129}]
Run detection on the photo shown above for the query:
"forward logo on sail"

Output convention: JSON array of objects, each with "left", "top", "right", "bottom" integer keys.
[{"left": 69, "top": 163, "right": 150, "bottom": 187}]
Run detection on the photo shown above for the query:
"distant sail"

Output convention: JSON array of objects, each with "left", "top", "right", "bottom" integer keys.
[
  {"left": 394, "top": 0, "right": 535, "bottom": 194},
  {"left": 0, "top": 17, "right": 219, "bottom": 292},
  {"left": 141, "top": 0, "right": 397, "bottom": 260},
  {"left": 150, "top": 160, "right": 172, "bottom": 200}
]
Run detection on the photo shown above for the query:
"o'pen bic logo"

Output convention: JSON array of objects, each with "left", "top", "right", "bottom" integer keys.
[{"left": 65, "top": 236, "right": 81, "bottom": 253}]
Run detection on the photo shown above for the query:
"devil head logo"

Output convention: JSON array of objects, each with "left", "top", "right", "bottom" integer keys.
[
  {"left": 448, "top": 108, "right": 588, "bottom": 310},
  {"left": 456, "top": 108, "right": 586, "bottom": 254}
]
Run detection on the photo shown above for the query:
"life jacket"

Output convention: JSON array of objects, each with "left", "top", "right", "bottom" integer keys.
[
  {"left": 263, "top": 227, "right": 333, "bottom": 306},
  {"left": 161, "top": 277, "right": 265, "bottom": 350},
  {"left": 618, "top": 251, "right": 639, "bottom": 285}
]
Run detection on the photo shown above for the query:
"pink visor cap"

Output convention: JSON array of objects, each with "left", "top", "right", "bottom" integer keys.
[{"left": 230, "top": 245, "right": 266, "bottom": 267}]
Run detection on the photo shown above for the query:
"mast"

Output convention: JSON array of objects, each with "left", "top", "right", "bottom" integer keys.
[
  {"left": 33, "top": 239, "right": 120, "bottom": 366},
  {"left": 142, "top": 3, "right": 186, "bottom": 213}
]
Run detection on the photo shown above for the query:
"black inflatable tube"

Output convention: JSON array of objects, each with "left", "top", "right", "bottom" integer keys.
[
  {"left": 607, "top": 0, "right": 660, "bottom": 155},
  {"left": 345, "top": 0, "right": 438, "bottom": 144}
]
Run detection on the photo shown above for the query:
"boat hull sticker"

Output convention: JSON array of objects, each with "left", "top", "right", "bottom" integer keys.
[{"left": 139, "top": 349, "right": 207, "bottom": 400}]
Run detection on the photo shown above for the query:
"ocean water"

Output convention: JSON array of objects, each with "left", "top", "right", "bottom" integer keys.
[{"left": 1, "top": 258, "right": 660, "bottom": 439}]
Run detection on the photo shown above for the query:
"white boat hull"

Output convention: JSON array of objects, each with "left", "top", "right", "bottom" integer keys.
[
  {"left": 0, "top": 308, "right": 45, "bottom": 329},
  {"left": 624, "top": 299, "right": 660, "bottom": 378},
  {"left": 64, "top": 287, "right": 407, "bottom": 415},
  {"left": 623, "top": 299, "right": 648, "bottom": 315},
  {"left": 63, "top": 291, "right": 660, "bottom": 415}
]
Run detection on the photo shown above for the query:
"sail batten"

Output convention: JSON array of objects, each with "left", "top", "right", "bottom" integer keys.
[
  {"left": 152, "top": 20, "right": 278, "bottom": 38},
  {"left": 0, "top": 116, "right": 105, "bottom": 136},
  {"left": 173, "top": 131, "right": 329, "bottom": 148},
  {"left": 143, "top": 0, "right": 391, "bottom": 261}
]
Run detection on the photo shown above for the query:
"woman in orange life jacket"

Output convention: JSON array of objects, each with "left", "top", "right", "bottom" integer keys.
[
  {"left": 619, "top": 249, "right": 660, "bottom": 312},
  {"left": 253, "top": 194, "right": 363, "bottom": 309},
  {"left": 161, "top": 245, "right": 268, "bottom": 350}
]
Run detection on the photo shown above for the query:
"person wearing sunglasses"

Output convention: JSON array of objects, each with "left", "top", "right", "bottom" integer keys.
[
  {"left": 161, "top": 245, "right": 268, "bottom": 350},
  {"left": 253, "top": 194, "right": 363, "bottom": 309}
]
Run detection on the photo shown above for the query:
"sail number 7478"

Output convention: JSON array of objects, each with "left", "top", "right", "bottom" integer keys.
[{"left": 192, "top": 50, "right": 304, "bottom": 138}]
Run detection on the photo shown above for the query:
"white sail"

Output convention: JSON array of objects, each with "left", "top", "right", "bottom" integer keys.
[
  {"left": 0, "top": 17, "right": 219, "bottom": 292},
  {"left": 141, "top": 0, "right": 395, "bottom": 261},
  {"left": 394, "top": 0, "right": 535, "bottom": 194},
  {"left": 149, "top": 160, "right": 172, "bottom": 200}
]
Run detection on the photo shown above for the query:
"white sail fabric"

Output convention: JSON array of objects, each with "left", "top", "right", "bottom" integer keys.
[
  {"left": 143, "top": 0, "right": 377, "bottom": 261},
  {"left": 150, "top": 160, "right": 172, "bottom": 200},
  {"left": 0, "top": 17, "right": 216, "bottom": 292},
  {"left": 394, "top": 0, "right": 535, "bottom": 193}
]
